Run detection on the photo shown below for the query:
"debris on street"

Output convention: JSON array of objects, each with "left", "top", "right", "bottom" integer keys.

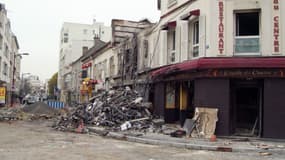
[
  {"left": 0, "top": 102, "right": 60, "bottom": 122},
  {"left": 22, "top": 102, "right": 59, "bottom": 115},
  {"left": 53, "top": 88, "right": 160, "bottom": 133},
  {"left": 259, "top": 152, "right": 272, "bottom": 156},
  {"left": 0, "top": 107, "right": 21, "bottom": 121}
]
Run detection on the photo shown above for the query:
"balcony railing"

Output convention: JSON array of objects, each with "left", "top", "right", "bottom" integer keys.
[{"left": 234, "top": 36, "right": 260, "bottom": 56}]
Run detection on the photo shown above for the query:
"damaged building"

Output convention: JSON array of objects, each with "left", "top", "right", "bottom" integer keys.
[
  {"left": 108, "top": 19, "right": 155, "bottom": 100},
  {"left": 148, "top": 0, "right": 285, "bottom": 139},
  {"left": 67, "top": 0, "right": 285, "bottom": 139}
]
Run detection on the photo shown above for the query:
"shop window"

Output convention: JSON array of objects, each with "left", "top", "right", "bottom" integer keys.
[
  {"left": 235, "top": 12, "right": 260, "bottom": 55},
  {"left": 168, "top": 28, "right": 176, "bottom": 63}
]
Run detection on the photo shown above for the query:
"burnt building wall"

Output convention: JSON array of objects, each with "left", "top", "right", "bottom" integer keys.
[
  {"left": 153, "top": 82, "right": 165, "bottom": 117},
  {"left": 263, "top": 79, "right": 285, "bottom": 139},
  {"left": 194, "top": 78, "right": 231, "bottom": 136}
]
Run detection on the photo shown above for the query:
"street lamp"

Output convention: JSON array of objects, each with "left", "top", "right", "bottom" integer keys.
[{"left": 11, "top": 53, "right": 29, "bottom": 107}]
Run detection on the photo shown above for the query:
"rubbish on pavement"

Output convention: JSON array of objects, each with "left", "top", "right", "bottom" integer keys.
[{"left": 170, "top": 130, "right": 186, "bottom": 138}]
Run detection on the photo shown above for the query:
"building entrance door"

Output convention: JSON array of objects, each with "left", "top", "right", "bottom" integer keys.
[{"left": 231, "top": 80, "right": 263, "bottom": 137}]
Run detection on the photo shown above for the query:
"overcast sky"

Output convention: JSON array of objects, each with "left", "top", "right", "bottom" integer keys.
[{"left": 1, "top": 0, "right": 160, "bottom": 81}]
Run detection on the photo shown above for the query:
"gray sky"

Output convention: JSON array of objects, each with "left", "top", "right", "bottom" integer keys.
[{"left": 1, "top": 0, "right": 160, "bottom": 81}]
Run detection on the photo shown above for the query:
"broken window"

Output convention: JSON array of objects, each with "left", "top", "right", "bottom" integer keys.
[
  {"left": 143, "top": 39, "right": 149, "bottom": 68},
  {"left": 143, "top": 40, "right": 148, "bottom": 58},
  {"left": 109, "top": 56, "right": 115, "bottom": 76},
  {"left": 125, "top": 49, "right": 131, "bottom": 63},
  {"left": 3, "top": 62, "right": 7, "bottom": 75},
  {"left": 4, "top": 44, "right": 8, "bottom": 57},
  {"left": 235, "top": 12, "right": 260, "bottom": 55}
]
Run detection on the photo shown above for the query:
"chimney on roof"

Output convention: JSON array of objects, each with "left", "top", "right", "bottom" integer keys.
[{"left": 94, "top": 34, "right": 100, "bottom": 45}]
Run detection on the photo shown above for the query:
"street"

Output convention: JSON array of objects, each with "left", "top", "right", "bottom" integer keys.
[{"left": 0, "top": 121, "right": 284, "bottom": 160}]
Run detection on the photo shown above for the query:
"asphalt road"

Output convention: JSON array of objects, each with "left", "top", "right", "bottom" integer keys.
[{"left": 0, "top": 121, "right": 284, "bottom": 160}]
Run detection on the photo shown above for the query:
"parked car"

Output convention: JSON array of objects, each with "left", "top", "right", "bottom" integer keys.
[{"left": 22, "top": 94, "right": 38, "bottom": 104}]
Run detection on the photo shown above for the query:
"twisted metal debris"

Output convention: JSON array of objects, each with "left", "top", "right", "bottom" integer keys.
[{"left": 53, "top": 88, "right": 155, "bottom": 132}]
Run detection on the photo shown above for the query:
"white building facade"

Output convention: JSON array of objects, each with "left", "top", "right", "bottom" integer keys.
[
  {"left": 58, "top": 21, "right": 111, "bottom": 102},
  {"left": 0, "top": 3, "right": 20, "bottom": 106},
  {"left": 149, "top": 0, "right": 285, "bottom": 68}
]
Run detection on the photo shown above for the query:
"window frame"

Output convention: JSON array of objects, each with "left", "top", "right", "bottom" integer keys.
[
  {"left": 192, "top": 20, "right": 199, "bottom": 58},
  {"left": 234, "top": 10, "right": 261, "bottom": 56}
]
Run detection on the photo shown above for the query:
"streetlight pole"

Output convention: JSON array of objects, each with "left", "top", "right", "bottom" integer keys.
[{"left": 11, "top": 53, "right": 29, "bottom": 107}]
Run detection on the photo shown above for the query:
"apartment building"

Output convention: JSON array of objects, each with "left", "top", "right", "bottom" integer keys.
[
  {"left": 58, "top": 21, "right": 111, "bottom": 102},
  {"left": 0, "top": 3, "right": 20, "bottom": 106}
]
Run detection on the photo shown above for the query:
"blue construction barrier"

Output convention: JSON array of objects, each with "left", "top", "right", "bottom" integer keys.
[{"left": 46, "top": 101, "right": 65, "bottom": 109}]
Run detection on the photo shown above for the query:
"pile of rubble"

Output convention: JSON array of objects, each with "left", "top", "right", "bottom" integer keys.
[
  {"left": 0, "top": 102, "right": 61, "bottom": 122},
  {"left": 53, "top": 88, "right": 159, "bottom": 132},
  {"left": 0, "top": 107, "right": 21, "bottom": 121}
]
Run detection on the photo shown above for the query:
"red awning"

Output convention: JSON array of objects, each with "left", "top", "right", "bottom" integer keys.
[
  {"left": 180, "top": 9, "right": 200, "bottom": 20},
  {"left": 82, "top": 62, "right": 92, "bottom": 69},
  {"left": 151, "top": 57, "right": 285, "bottom": 77}
]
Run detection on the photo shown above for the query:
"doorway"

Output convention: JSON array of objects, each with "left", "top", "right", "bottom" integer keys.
[{"left": 231, "top": 80, "right": 263, "bottom": 137}]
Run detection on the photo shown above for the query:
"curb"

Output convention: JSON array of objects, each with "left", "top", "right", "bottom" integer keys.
[{"left": 87, "top": 127, "right": 278, "bottom": 153}]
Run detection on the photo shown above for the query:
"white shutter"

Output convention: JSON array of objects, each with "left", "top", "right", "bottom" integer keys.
[
  {"left": 175, "top": 24, "right": 181, "bottom": 62},
  {"left": 199, "top": 15, "right": 206, "bottom": 57},
  {"left": 180, "top": 21, "right": 189, "bottom": 61}
]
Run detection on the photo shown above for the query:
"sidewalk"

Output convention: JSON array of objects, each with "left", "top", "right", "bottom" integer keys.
[{"left": 88, "top": 127, "right": 285, "bottom": 153}]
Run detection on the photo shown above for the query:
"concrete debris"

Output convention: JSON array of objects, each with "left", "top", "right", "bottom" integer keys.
[
  {"left": 22, "top": 102, "right": 59, "bottom": 115},
  {"left": 0, "top": 108, "right": 21, "bottom": 121},
  {"left": 277, "top": 145, "right": 285, "bottom": 148},
  {"left": 0, "top": 102, "right": 60, "bottom": 122},
  {"left": 53, "top": 88, "right": 161, "bottom": 133},
  {"left": 259, "top": 152, "right": 272, "bottom": 156}
]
